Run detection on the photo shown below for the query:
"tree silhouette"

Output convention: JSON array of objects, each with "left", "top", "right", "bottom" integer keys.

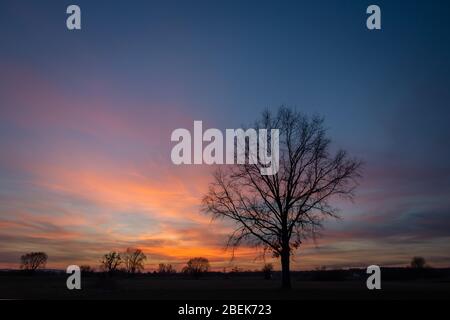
[
  {"left": 158, "top": 263, "right": 176, "bottom": 274},
  {"left": 80, "top": 265, "right": 94, "bottom": 273},
  {"left": 411, "top": 256, "right": 427, "bottom": 269},
  {"left": 262, "top": 263, "right": 274, "bottom": 280},
  {"left": 20, "top": 252, "right": 48, "bottom": 272},
  {"left": 202, "top": 106, "right": 362, "bottom": 289},
  {"left": 182, "top": 257, "right": 210, "bottom": 278},
  {"left": 100, "top": 251, "right": 122, "bottom": 273},
  {"left": 123, "top": 248, "right": 147, "bottom": 274}
]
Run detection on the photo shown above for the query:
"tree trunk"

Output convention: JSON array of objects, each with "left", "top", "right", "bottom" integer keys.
[{"left": 281, "top": 249, "right": 291, "bottom": 289}]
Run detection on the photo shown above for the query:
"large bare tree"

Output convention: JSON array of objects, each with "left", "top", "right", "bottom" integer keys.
[{"left": 202, "top": 107, "right": 362, "bottom": 289}]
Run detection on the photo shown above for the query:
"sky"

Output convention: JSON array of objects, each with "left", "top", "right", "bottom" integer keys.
[{"left": 0, "top": 0, "right": 449, "bottom": 271}]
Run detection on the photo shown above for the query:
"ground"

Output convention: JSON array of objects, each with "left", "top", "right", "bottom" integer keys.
[{"left": 1, "top": 272, "right": 449, "bottom": 300}]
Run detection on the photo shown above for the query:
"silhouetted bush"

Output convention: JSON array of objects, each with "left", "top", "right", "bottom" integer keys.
[
  {"left": 80, "top": 265, "right": 94, "bottom": 273},
  {"left": 411, "top": 256, "right": 427, "bottom": 269}
]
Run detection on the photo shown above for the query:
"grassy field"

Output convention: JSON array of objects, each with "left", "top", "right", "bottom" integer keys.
[{"left": 1, "top": 272, "right": 450, "bottom": 300}]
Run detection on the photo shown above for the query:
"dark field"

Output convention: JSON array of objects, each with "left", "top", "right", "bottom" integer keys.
[{"left": 1, "top": 269, "right": 450, "bottom": 300}]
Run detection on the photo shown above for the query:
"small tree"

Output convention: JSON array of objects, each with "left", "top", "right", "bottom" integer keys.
[
  {"left": 100, "top": 251, "right": 122, "bottom": 273},
  {"left": 182, "top": 257, "right": 210, "bottom": 278},
  {"left": 158, "top": 263, "right": 176, "bottom": 274},
  {"left": 123, "top": 248, "right": 147, "bottom": 274},
  {"left": 262, "top": 263, "right": 274, "bottom": 280},
  {"left": 20, "top": 252, "right": 48, "bottom": 272},
  {"left": 80, "top": 265, "right": 94, "bottom": 273},
  {"left": 411, "top": 256, "right": 426, "bottom": 269},
  {"left": 230, "top": 266, "right": 241, "bottom": 273}
]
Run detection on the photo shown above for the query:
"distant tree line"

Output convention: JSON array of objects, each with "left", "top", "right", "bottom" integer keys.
[{"left": 18, "top": 250, "right": 432, "bottom": 279}]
